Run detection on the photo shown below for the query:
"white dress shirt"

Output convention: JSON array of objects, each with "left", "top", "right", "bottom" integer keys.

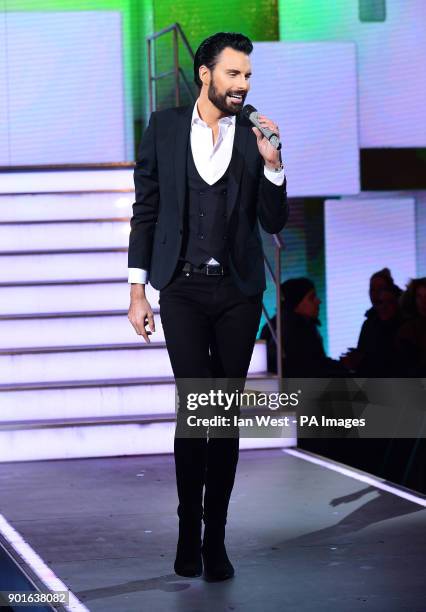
[{"left": 128, "top": 101, "right": 286, "bottom": 285}]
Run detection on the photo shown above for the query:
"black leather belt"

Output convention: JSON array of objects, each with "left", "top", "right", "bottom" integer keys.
[{"left": 180, "top": 261, "right": 229, "bottom": 276}]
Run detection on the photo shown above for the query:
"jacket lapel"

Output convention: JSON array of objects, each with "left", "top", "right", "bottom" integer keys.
[
  {"left": 226, "top": 112, "right": 249, "bottom": 222},
  {"left": 173, "top": 105, "right": 193, "bottom": 222}
]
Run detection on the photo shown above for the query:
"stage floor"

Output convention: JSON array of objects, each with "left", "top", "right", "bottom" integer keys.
[{"left": 0, "top": 448, "right": 425, "bottom": 612}]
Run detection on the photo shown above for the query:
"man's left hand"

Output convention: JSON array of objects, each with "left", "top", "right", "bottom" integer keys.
[{"left": 252, "top": 115, "right": 281, "bottom": 170}]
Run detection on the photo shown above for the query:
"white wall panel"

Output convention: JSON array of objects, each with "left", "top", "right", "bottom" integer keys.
[
  {"left": 0, "top": 17, "right": 8, "bottom": 165},
  {"left": 2, "top": 12, "right": 128, "bottom": 164},
  {"left": 250, "top": 42, "right": 359, "bottom": 197},
  {"left": 325, "top": 196, "right": 416, "bottom": 358},
  {"left": 279, "top": 0, "right": 426, "bottom": 147}
]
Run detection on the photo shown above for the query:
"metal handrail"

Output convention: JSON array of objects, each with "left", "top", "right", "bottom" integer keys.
[
  {"left": 263, "top": 234, "right": 285, "bottom": 380},
  {"left": 147, "top": 23, "right": 194, "bottom": 58},
  {"left": 147, "top": 23, "right": 196, "bottom": 113},
  {"left": 261, "top": 304, "right": 278, "bottom": 345}
]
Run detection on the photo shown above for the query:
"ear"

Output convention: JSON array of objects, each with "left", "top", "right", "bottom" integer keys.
[{"left": 199, "top": 65, "right": 210, "bottom": 87}]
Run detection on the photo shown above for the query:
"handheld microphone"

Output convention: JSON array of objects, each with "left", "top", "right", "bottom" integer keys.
[{"left": 242, "top": 104, "right": 282, "bottom": 151}]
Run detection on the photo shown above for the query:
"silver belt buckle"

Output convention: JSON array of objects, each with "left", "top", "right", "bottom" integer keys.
[{"left": 206, "top": 264, "right": 222, "bottom": 276}]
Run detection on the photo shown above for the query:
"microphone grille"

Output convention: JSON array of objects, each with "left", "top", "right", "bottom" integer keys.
[{"left": 242, "top": 104, "right": 257, "bottom": 118}]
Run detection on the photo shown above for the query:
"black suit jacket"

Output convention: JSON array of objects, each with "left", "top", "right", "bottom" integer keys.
[{"left": 128, "top": 104, "right": 289, "bottom": 296}]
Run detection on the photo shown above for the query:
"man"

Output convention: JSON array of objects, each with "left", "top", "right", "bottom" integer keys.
[
  {"left": 354, "top": 284, "right": 403, "bottom": 376},
  {"left": 341, "top": 267, "right": 399, "bottom": 373},
  {"left": 260, "top": 278, "right": 347, "bottom": 377},
  {"left": 127, "top": 32, "right": 289, "bottom": 581}
]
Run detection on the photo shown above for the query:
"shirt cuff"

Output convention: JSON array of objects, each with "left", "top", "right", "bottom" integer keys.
[
  {"left": 128, "top": 268, "right": 149, "bottom": 284},
  {"left": 263, "top": 165, "right": 286, "bottom": 186}
]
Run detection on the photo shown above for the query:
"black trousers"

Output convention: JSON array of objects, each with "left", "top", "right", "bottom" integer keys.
[{"left": 159, "top": 265, "right": 263, "bottom": 529}]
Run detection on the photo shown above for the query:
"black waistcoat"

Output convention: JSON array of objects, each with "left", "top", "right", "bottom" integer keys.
[{"left": 179, "top": 141, "right": 230, "bottom": 266}]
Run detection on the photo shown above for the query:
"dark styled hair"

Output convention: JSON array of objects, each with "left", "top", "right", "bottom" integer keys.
[
  {"left": 370, "top": 267, "right": 395, "bottom": 287},
  {"left": 193, "top": 32, "right": 253, "bottom": 89},
  {"left": 280, "top": 277, "right": 315, "bottom": 312},
  {"left": 400, "top": 277, "right": 426, "bottom": 317}
]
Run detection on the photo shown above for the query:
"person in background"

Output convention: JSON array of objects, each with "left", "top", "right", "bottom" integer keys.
[
  {"left": 349, "top": 284, "right": 403, "bottom": 376},
  {"left": 369, "top": 267, "right": 397, "bottom": 307},
  {"left": 260, "top": 277, "right": 347, "bottom": 377},
  {"left": 340, "top": 267, "right": 400, "bottom": 372},
  {"left": 396, "top": 277, "right": 426, "bottom": 376}
]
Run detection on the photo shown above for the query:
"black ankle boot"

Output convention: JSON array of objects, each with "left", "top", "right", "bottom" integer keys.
[
  {"left": 173, "top": 436, "right": 207, "bottom": 577},
  {"left": 174, "top": 519, "right": 203, "bottom": 577},
  {"left": 201, "top": 525, "right": 234, "bottom": 582},
  {"left": 201, "top": 437, "right": 239, "bottom": 581}
]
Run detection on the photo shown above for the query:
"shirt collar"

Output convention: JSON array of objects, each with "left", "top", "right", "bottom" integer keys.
[{"left": 191, "top": 100, "right": 236, "bottom": 127}]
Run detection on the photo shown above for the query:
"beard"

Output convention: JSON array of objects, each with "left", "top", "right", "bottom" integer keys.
[{"left": 207, "top": 77, "right": 246, "bottom": 116}]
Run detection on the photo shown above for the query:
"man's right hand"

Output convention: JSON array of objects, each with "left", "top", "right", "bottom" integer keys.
[{"left": 128, "top": 286, "right": 155, "bottom": 343}]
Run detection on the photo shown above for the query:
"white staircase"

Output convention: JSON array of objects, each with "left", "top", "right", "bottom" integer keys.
[{"left": 0, "top": 168, "right": 294, "bottom": 461}]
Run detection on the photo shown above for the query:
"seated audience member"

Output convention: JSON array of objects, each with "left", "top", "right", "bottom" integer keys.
[
  {"left": 351, "top": 285, "right": 403, "bottom": 376},
  {"left": 341, "top": 267, "right": 401, "bottom": 372},
  {"left": 395, "top": 277, "right": 426, "bottom": 376},
  {"left": 260, "top": 277, "right": 347, "bottom": 377}
]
